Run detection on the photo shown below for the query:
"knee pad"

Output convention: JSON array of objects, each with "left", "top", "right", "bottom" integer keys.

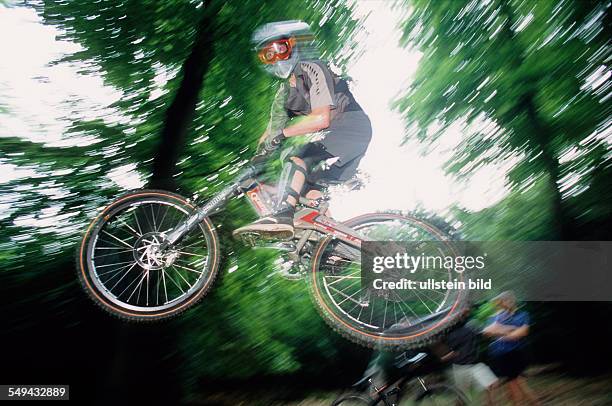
[{"left": 277, "top": 159, "right": 308, "bottom": 207}]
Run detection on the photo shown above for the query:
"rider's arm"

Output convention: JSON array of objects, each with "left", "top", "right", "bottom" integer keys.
[
  {"left": 259, "top": 83, "right": 290, "bottom": 147},
  {"left": 282, "top": 106, "right": 330, "bottom": 137},
  {"left": 282, "top": 61, "right": 335, "bottom": 138},
  {"left": 501, "top": 311, "right": 530, "bottom": 340},
  {"left": 483, "top": 322, "right": 516, "bottom": 337},
  {"left": 258, "top": 129, "right": 270, "bottom": 146},
  {"left": 504, "top": 324, "right": 529, "bottom": 341}
]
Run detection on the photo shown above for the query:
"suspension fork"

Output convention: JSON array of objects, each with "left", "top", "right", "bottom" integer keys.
[{"left": 160, "top": 166, "right": 257, "bottom": 249}]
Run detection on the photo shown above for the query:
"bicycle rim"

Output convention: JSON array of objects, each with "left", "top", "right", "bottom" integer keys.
[
  {"left": 79, "top": 191, "right": 219, "bottom": 318},
  {"left": 310, "top": 213, "right": 468, "bottom": 348}
]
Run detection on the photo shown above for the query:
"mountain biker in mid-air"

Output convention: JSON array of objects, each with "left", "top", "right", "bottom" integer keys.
[{"left": 234, "top": 20, "right": 372, "bottom": 239}]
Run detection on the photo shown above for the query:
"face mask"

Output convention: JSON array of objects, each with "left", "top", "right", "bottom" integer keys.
[{"left": 264, "top": 59, "right": 297, "bottom": 79}]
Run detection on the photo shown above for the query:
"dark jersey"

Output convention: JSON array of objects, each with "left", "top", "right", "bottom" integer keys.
[
  {"left": 285, "top": 61, "right": 362, "bottom": 117},
  {"left": 266, "top": 60, "right": 371, "bottom": 181},
  {"left": 266, "top": 60, "right": 363, "bottom": 133}
]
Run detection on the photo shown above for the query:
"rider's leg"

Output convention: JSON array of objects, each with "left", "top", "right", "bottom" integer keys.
[
  {"left": 303, "top": 188, "right": 331, "bottom": 217},
  {"left": 233, "top": 143, "right": 332, "bottom": 238},
  {"left": 275, "top": 156, "right": 308, "bottom": 214},
  {"left": 232, "top": 157, "right": 310, "bottom": 238}
]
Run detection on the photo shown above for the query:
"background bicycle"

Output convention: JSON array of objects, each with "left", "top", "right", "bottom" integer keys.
[{"left": 332, "top": 351, "right": 468, "bottom": 405}]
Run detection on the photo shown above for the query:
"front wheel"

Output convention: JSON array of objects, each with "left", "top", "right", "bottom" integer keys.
[
  {"left": 308, "top": 212, "right": 469, "bottom": 350},
  {"left": 77, "top": 190, "right": 220, "bottom": 321}
]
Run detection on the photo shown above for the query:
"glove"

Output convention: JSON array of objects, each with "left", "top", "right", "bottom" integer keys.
[
  {"left": 250, "top": 152, "right": 268, "bottom": 166},
  {"left": 261, "top": 130, "right": 286, "bottom": 153}
]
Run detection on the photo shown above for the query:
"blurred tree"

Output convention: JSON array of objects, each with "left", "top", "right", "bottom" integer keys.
[
  {"left": 149, "top": 0, "right": 224, "bottom": 190},
  {"left": 1, "top": 0, "right": 364, "bottom": 399},
  {"left": 396, "top": 0, "right": 611, "bottom": 239}
]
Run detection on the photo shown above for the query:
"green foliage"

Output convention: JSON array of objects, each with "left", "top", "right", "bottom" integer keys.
[
  {"left": 454, "top": 177, "right": 556, "bottom": 241},
  {"left": 396, "top": 0, "right": 611, "bottom": 238},
  {"left": 1, "top": 0, "right": 363, "bottom": 389}
]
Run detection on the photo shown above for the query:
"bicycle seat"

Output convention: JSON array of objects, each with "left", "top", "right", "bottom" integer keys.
[
  {"left": 312, "top": 176, "right": 365, "bottom": 191},
  {"left": 394, "top": 351, "right": 428, "bottom": 369}
]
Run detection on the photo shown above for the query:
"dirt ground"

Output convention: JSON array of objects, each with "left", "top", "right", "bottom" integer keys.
[{"left": 188, "top": 367, "right": 612, "bottom": 406}]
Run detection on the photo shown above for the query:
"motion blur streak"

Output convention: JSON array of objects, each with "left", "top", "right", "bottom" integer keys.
[{"left": 1, "top": 0, "right": 611, "bottom": 404}]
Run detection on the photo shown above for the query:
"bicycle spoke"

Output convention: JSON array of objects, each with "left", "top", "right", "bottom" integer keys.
[
  {"left": 330, "top": 278, "right": 362, "bottom": 306},
  {"left": 150, "top": 204, "right": 158, "bottom": 232},
  {"left": 329, "top": 285, "right": 363, "bottom": 306},
  {"left": 93, "top": 249, "right": 133, "bottom": 259},
  {"left": 417, "top": 285, "right": 447, "bottom": 308},
  {"left": 108, "top": 262, "right": 138, "bottom": 292},
  {"left": 132, "top": 209, "right": 143, "bottom": 235},
  {"left": 172, "top": 263, "right": 203, "bottom": 275},
  {"left": 141, "top": 271, "right": 149, "bottom": 305},
  {"left": 163, "top": 268, "right": 185, "bottom": 295},
  {"left": 161, "top": 268, "right": 169, "bottom": 304},
  {"left": 171, "top": 266, "right": 194, "bottom": 290},
  {"left": 115, "top": 218, "right": 142, "bottom": 238},
  {"left": 157, "top": 204, "right": 170, "bottom": 232},
  {"left": 356, "top": 290, "right": 370, "bottom": 322},
  {"left": 101, "top": 230, "right": 133, "bottom": 249},
  {"left": 87, "top": 197, "right": 215, "bottom": 312},
  {"left": 127, "top": 270, "right": 148, "bottom": 302},
  {"left": 324, "top": 274, "right": 360, "bottom": 287},
  {"left": 382, "top": 300, "right": 388, "bottom": 329},
  {"left": 139, "top": 204, "right": 154, "bottom": 233},
  {"left": 175, "top": 250, "right": 207, "bottom": 257},
  {"left": 390, "top": 289, "right": 420, "bottom": 320},
  {"left": 96, "top": 260, "right": 134, "bottom": 269},
  {"left": 392, "top": 294, "right": 409, "bottom": 323},
  {"left": 98, "top": 261, "right": 136, "bottom": 277},
  {"left": 157, "top": 270, "right": 162, "bottom": 305},
  {"left": 117, "top": 269, "right": 146, "bottom": 299},
  {"left": 412, "top": 288, "right": 434, "bottom": 314},
  {"left": 392, "top": 301, "right": 398, "bottom": 326}
]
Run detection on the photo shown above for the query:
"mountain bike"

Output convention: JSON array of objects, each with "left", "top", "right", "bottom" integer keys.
[
  {"left": 332, "top": 352, "right": 468, "bottom": 405},
  {"left": 77, "top": 149, "right": 469, "bottom": 349}
]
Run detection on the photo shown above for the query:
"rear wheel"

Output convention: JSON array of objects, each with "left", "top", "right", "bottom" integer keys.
[
  {"left": 77, "top": 190, "right": 220, "bottom": 321},
  {"left": 308, "top": 213, "right": 468, "bottom": 349}
]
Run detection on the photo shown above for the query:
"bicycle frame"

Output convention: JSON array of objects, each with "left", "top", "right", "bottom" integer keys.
[
  {"left": 162, "top": 164, "right": 368, "bottom": 250},
  {"left": 370, "top": 375, "right": 433, "bottom": 406},
  {"left": 365, "top": 375, "right": 421, "bottom": 406}
]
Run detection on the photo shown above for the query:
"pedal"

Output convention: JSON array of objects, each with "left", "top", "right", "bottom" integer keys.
[{"left": 273, "top": 257, "right": 304, "bottom": 281}]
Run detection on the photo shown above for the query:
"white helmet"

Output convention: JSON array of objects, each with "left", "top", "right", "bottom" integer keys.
[{"left": 251, "top": 20, "right": 319, "bottom": 79}]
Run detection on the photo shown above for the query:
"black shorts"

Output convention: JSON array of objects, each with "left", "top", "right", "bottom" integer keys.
[
  {"left": 488, "top": 348, "right": 529, "bottom": 380},
  {"left": 292, "top": 142, "right": 363, "bottom": 190}
]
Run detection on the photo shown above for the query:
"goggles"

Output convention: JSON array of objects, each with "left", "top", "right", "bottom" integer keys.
[{"left": 257, "top": 38, "right": 295, "bottom": 65}]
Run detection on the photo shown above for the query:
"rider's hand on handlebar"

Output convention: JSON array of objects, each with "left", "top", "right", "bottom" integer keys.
[
  {"left": 251, "top": 129, "right": 286, "bottom": 166},
  {"left": 250, "top": 152, "right": 269, "bottom": 166},
  {"left": 259, "top": 129, "right": 286, "bottom": 153}
]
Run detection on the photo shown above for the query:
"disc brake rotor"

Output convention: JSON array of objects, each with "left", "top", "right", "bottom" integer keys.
[{"left": 133, "top": 232, "right": 178, "bottom": 270}]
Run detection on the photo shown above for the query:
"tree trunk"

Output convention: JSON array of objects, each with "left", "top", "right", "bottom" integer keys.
[
  {"left": 523, "top": 93, "right": 570, "bottom": 239},
  {"left": 499, "top": 0, "right": 571, "bottom": 239},
  {"left": 148, "top": 0, "right": 223, "bottom": 190},
  {"left": 104, "top": 3, "right": 223, "bottom": 403}
]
